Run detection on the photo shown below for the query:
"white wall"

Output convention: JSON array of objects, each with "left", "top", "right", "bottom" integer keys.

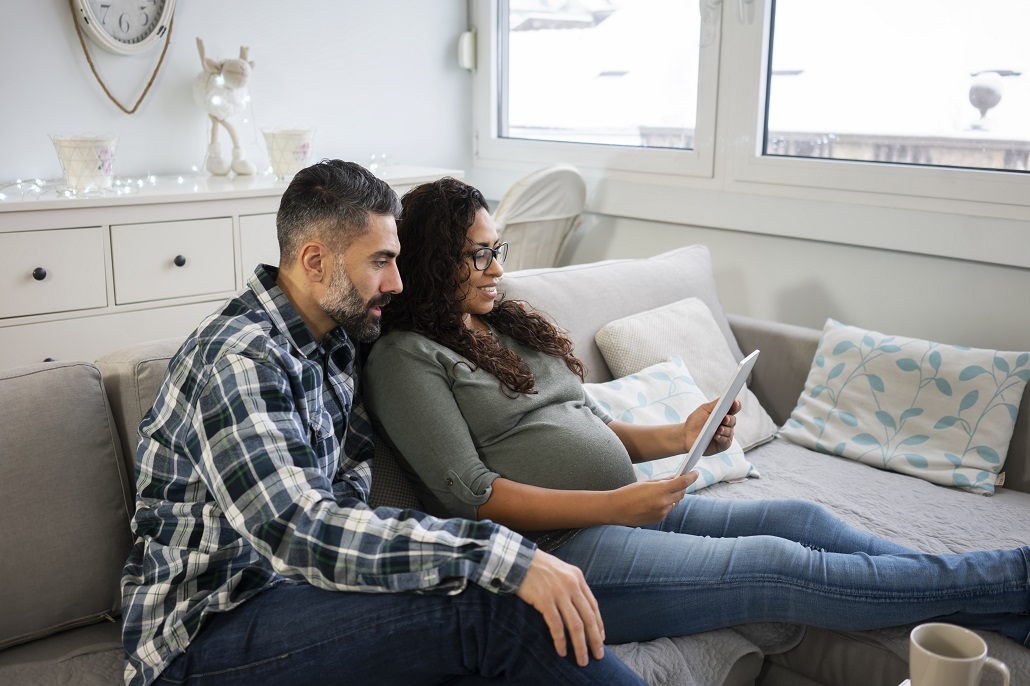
[
  {"left": 561, "top": 214, "right": 1029, "bottom": 353},
  {"left": 473, "top": 160, "right": 1029, "bottom": 355},
  {"left": 474, "top": 162, "right": 1029, "bottom": 353},
  {"left": 0, "top": 1, "right": 472, "bottom": 181}
]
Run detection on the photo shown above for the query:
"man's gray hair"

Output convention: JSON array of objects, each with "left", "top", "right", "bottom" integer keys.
[{"left": 276, "top": 159, "right": 402, "bottom": 264}]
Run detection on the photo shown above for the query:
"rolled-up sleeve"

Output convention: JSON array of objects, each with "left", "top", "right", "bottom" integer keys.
[
  {"left": 583, "top": 391, "right": 615, "bottom": 424},
  {"left": 365, "top": 339, "right": 501, "bottom": 520}
]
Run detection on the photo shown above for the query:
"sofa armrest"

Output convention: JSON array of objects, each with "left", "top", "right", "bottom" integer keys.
[
  {"left": 1005, "top": 393, "right": 1030, "bottom": 494},
  {"left": 727, "top": 313, "right": 820, "bottom": 427}
]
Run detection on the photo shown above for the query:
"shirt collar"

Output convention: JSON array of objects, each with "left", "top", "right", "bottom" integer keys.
[{"left": 248, "top": 264, "right": 353, "bottom": 360}]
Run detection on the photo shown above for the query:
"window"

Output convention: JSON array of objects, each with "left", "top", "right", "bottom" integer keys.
[
  {"left": 501, "top": 0, "right": 702, "bottom": 151},
  {"left": 472, "top": 0, "right": 1030, "bottom": 209},
  {"left": 473, "top": 0, "right": 720, "bottom": 176},
  {"left": 765, "top": 0, "right": 1030, "bottom": 174}
]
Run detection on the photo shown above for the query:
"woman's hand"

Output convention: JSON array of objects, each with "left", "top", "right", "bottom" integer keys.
[
  {"left": 683, "top": 398, "right": 741, "bottom": 456},
  {"left": 611, "top": 472, "right": 696, "bottom": 526}
]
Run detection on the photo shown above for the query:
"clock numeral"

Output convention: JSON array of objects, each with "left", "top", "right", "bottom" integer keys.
[
  {"left": 95, "top": 2, "right": 154, "bottom": 34},
  {"left": 139, "top": 0, "right": 155, "bottom": 25},
  {"left": 80, "top": 0, "right": 173, "bottom": 55}
]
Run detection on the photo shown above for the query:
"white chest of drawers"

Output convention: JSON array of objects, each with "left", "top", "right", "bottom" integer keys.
[{"left": 0, "top": 167, "right": 461, "bottom": 369}]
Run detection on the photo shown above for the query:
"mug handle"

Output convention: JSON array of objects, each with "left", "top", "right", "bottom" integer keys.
[{"left": 985, "top": 656, "right": 1009, "bottom": 686}]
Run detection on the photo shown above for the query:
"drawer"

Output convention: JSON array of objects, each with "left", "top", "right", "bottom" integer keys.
[
  {"left": 239, "top": 213, "right": 280, "bottom": 277},
  {"left": 0, "top": 227, "right": 107, "bottom": 319},
  {"left": 111, "top": 218, "right": 236, "bottom": 304},
  {"left": 0, "top": 300, "right": 222, "bottom": 369}
]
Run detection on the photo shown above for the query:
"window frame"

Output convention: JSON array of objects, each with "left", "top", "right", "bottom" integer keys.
[
  {"left": 471, "top": 0, "right": 1030, "bottom": 210},
  {"left": 721, "top": 0, "right": 1030, "bottom": 209},
  {"left": 470, "top": 0, "right": 722, "bottom": 178}
]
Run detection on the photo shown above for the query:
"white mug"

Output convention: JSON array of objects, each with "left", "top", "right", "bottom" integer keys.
[{"left": 909, "top": 623, "right": 1009, "bottom": 686}]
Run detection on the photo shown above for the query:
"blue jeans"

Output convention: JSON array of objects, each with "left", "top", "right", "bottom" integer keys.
[
  {"left": 552, "top": 497, "right": 1030, "bottom": 646},
  {"left": 155, "top": 582, "right": 645, "bottom": 686}
]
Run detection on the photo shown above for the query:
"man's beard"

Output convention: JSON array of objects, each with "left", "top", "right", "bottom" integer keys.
[{"left": 319, "top": 265, "right": 391, "bottom": 343}]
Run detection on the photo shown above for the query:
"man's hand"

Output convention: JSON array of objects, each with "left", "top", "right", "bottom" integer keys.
[
  {"left": 611, "top": 473, "right": 695, "bottom": 526},
  {"left": 515, "top": 549, "right": 606, "bottom": 667},
  {"left": 684, "top": 398, "right": 740, "bottom": 455}
]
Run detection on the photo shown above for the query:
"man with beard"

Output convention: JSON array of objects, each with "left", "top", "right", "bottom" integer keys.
[{"left": 121, "top": 160, "right": 640, "bottom": 686}]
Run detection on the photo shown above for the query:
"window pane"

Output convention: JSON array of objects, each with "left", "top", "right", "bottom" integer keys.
[
  {"left": 501, "top": 0, "right": 702, "bottom": 150},
  {"left": 765, "top": 0, "right": 1030, "bottom": 173}
]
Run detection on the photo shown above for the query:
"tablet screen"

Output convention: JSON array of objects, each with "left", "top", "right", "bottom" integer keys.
[{"left": 675, "top": 349, "right": 760, "bottom": 476}]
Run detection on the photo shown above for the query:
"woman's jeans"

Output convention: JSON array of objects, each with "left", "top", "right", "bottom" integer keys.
[
  {"left": 552, "top": 497, "right": 1030, "bottom": 646},
  {"left": 156, "top": 582, "right": 645, "bottom": 686}
]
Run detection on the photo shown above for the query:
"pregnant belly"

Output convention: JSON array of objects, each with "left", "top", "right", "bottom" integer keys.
[{"left": 481, "top": 415, "right": 637, "bottom": 493}]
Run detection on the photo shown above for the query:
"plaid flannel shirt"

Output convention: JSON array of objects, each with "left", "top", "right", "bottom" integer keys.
[{"left": 122, "top": 265, "right": 535, "bottom": 686}]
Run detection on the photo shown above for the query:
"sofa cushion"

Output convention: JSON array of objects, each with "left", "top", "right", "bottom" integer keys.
[
  {"left": 765, "top": 626, "right": 908, "bottom": 686},
  {"left": 501, "top": 245, "right": 744, "bottom": 383},
  {"left": 780, "top": 319, "right": 1030, "bottom": 495},
  {"left": 95, "top": 337, "right": 184, "bottom": 487},
  {"left": 0, "top": 620, "right": 122, "bottom": 683},
  {"left": 368, "top": 434, "right": 424, "bottom": 510},
  {"left": 583, "top": 356, "right": 758, "bottom": 491},
  {"left": 0, "top": 362, "right": 134, "bottom": 650},
  {"left": 596, "top": 297, "right": 778, "bottom": 450}
]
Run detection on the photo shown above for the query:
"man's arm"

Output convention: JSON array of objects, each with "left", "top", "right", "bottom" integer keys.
[{"left": 192, "top": 353, "right": 533, "bottom": 596}]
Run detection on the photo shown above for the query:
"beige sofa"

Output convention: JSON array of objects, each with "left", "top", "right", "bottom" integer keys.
[{"left": 1, "top": 244, "right": 1027, "bottom": 686}]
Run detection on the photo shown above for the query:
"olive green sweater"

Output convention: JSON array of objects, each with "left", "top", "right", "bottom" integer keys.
[{"left": 364, "top": 328, "right": 635, "bottom": 544}]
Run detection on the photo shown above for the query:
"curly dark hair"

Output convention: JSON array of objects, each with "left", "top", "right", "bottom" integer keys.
[{"left": 381, "top": 177, "right": 585, "bottom": 394}]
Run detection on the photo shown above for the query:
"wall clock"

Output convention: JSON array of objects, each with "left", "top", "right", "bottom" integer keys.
[
  {"left": 73, "top": 0, "right": 176, "bottom": 55},
  {"left": 70, "top": 0, "right": 177, "bottom": 113}
]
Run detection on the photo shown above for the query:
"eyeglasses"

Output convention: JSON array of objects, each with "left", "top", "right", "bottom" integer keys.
[{"left": 470, "top": 242, "right": 508, "bottom": 271}]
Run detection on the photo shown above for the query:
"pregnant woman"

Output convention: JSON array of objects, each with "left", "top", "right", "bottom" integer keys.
[{"left": 364, "top": 176, "right": 1030, "bottom": 647}]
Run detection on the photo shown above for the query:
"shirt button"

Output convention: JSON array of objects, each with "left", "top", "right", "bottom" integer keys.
[
  {"left": 490, "top": 577, "right": 502, "bottom": 588},
  {"left": 445, "top": 477, "right": 454, "bottom": 486}
]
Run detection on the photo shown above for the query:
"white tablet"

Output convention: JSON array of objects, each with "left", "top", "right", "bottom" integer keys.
[{"left": 675, "top": 350, "right": 760, "bottom": 476}]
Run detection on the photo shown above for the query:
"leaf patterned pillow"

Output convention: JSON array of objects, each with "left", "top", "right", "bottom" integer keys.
[
  {"left": 779, "top": 319, "right": 1030, "bottom": 495},
  {"left": 583, "top": 356, "right": 759, "bottom": 492}
]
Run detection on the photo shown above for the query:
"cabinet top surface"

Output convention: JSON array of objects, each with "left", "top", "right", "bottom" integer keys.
[{"left": 0, "top": 166, "right": 464, "bottom": 213}]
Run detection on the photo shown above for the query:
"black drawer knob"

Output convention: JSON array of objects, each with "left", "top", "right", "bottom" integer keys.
[
  {"left": 173, "top": 255, "right": 187, "bottom": 267},
  {"left": 32, "top": 267, "right": 47, "bottom": 281},
  {"left": 43, "top": 357, "right": 55, "bottom": 362}
]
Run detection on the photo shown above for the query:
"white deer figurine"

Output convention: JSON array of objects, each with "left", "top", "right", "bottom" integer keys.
[{"left": 192, "top": 38, "right": 256, "bottom": 176}]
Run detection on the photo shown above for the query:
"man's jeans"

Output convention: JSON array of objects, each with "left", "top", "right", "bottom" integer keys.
[
  {"left": 156, "top": 582, "right": 646, "bottom": 685},
  {"left": 554, "top": 497, "right": 1030, "bottom": 646}
]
